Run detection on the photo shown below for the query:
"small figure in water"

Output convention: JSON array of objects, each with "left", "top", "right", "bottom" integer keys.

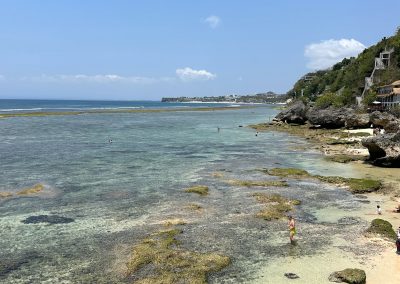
[
  {"left": 108, "top": 139, "right": 113, "bottom": 144},
  {"left": 377, "top": 205, "right": 382, "bottom": 215},
  {"left": 217, "top": 127, "right": 220, "bottom": 133},
  {"left": 288, "top": 215, "right": 296, "bottom": 244},
  {"left": 255, "top": 131, "right": 259, "bottom": 137}
]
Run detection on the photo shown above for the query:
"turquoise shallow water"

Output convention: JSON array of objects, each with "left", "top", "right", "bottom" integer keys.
[{"left": 0, "top": 102, "right": 370, "bottom": 283}]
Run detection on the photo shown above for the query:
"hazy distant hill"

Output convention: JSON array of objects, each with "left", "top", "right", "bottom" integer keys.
[{"left": 161, "top": 92, "right": 287, "bottom": 104}]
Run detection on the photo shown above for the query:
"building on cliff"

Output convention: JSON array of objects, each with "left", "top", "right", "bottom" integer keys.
[{"left": 377, "top": 80, "right": 400, "bottom": 109}]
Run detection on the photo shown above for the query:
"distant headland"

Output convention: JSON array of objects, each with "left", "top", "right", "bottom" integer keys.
[{"left": 161, "top": 91, "right": 287, "bottom": 104}]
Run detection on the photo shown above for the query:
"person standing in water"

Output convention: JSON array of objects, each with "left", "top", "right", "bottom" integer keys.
[{"left": 288, "top": 216, "right": 296, "bottom": 244}]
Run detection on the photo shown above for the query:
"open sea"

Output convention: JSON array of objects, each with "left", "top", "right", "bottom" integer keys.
[{"left": 0, "top": 100, "right": 372, "bottom": 283}]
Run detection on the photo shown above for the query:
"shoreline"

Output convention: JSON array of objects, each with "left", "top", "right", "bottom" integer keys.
[{"left": 250, "top": 121, "right": 400, "bottom": 283}]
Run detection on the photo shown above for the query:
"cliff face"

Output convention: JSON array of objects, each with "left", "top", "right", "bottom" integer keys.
[{"left": 288, "top": 31, "right": 400, "bottom": 101}]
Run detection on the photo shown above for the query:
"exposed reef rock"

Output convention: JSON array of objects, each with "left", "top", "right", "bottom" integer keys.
[
  {"left": 362, "top": 131, "right": 400, "bottom": 166},
  {"left": 328, "top": 268, "right": 366, "bottom": 284},
  {"left": 274, "top": 100, "right": 308, "bottom": 124},
  {"left": 265, "top": 168, "right": 382, "bottom": 194},
  {"left": 21, "top": 215, "right": 75, "bottom": 225},
  {"left": 344, "top": 113, "right": 370, "bottom": 129},
  {"left": 369, "top": 111, "right": 400, "bottom": 133},
  {"left": 306, "top": 107, "right": 354, "bottom": 129}
]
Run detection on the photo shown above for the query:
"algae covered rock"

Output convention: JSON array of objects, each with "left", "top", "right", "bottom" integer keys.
[
  {"left": 184, "top": 185, "right": 209, "bottom": 196},
  {"left": 266, "top": 168, "right": 310, "bottom": 177},
  {"left": 227, "top": 179, "right": 288, "bottom": 187},
  {"left": 366, "top": 219, "right": 397, "bottom": 240},
  {"left": 126, "top": 229, "right": 230, "bottom": 283},
  {"left": 252, "top": 193, "right": 299, "bottom": 221},
  {"left": 328, "top": 268, "right": 366, "bottom": 284}
]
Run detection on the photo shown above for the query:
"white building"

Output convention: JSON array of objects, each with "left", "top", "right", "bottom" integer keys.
[{"left": 377, "top": 80, "right": 400, "bottom": 109}]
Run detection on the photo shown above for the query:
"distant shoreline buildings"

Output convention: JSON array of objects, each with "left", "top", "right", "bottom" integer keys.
[{"left": 161, "top": 91, "right": 287, "bottom": 104}]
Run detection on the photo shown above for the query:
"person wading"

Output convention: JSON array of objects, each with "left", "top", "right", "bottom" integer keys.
[{"left": 288, "top": 216, "right": 296, "bottom": 244}]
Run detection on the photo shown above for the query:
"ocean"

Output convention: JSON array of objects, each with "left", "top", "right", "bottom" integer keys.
[{"left": 0, "top": 100, "right": 369, "bottom": 283}]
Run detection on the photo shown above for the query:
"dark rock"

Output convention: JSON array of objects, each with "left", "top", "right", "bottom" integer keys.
[
  {"left": 284, "top": 273, "right": 300, "bottom": 279},
  {"left": 337, "top": 217, "right": 361, "bottom": 225},
  {"left": 345, "top": 113, "right": 370, "bottom": 129},
  {"left": 275, "top": 101, "right": 308, "bottom": 124},
  {"left": 307, "top": 107, "right": 354, "bottom": 128},
  {"left": 22, "top": 215, "right": 75, "bottom": 224},
  {"left": 328, "top": 268, "right": 366, "bottom": 284},
  {"left": 361, "top": 131, "right": 400, "bottom": 166},
  {"left": 369, "top": 111, "right": 400, "bottom": 133},
  {"left": 0, "top": 252, "right": 41, "bottom": 276}
]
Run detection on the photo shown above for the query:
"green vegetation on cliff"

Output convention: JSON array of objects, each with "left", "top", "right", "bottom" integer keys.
[{"left": 288, "top": 29, "right": 400, "bottom": 106}]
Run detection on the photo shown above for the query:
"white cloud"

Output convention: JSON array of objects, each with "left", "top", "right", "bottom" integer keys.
[
  {"left": 305, "top": 38, "right": 366, "bottom": 70},
  {"left": 21, "top": 74, "right": 173, "bottom": 84},
  {"left": 176, "top": 67, "right": 216, "bottom": 81},
  {"left": 204, "top": 15, "right": 220, "bottom": 29}
]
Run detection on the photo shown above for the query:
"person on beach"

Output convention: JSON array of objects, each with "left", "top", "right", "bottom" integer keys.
[
  {"left": 396, "top": 227, "right": 400, "bottom": 254},
  {"left": 377, "top": 205, "right": 382, "bottom": 215},
  {"left": 288, "top": 216, "right": 296, "bottom": 244}
]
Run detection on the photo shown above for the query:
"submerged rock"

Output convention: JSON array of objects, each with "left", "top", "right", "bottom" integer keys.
[
  {"left": 22, "top": 215, "right": 75, "bottom": 225},
  {"left": 328, "top": 268, "right": 366, "bottom": 284},
  {"left": 16, "top": 183, "right": 44, "bottom": 195},
  {"left": 284, "top": 272, "right": 300, "bottom": 279},
  {"left": 362, "top": 131, "right": 400, "bottom": 167},
  {"left": 0, "top": 252, "right": 41, "bottom": 276},
  {"left": 337, "top": 217, "right": 361, "bottom": 226}
]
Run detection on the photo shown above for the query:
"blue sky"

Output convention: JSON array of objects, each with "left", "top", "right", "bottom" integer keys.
[{"left": 0, "top": 0, "right": 399, "bottom": 100}]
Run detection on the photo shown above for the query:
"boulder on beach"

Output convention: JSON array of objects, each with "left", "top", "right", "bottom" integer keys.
[
  {"left": 369, "top": 111, "right": 400, "bottom": 133},
  {"left": 306, "top": 107, "right": 354, "bottom": 128},
  {"left": 274, "top": 100, "right": 308, "bottom": 124},
  {"left": 344, "top": 113, "right": 370, "bottom": 129},
  {"left": 328, "top": 268, "right": 366, "bottom": 284},
  {"left": 362, "top": 131, "right": 400, "bottom": 166},
  {"left": 365, "top": 218, "right": 396, "bottom": 240}
]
